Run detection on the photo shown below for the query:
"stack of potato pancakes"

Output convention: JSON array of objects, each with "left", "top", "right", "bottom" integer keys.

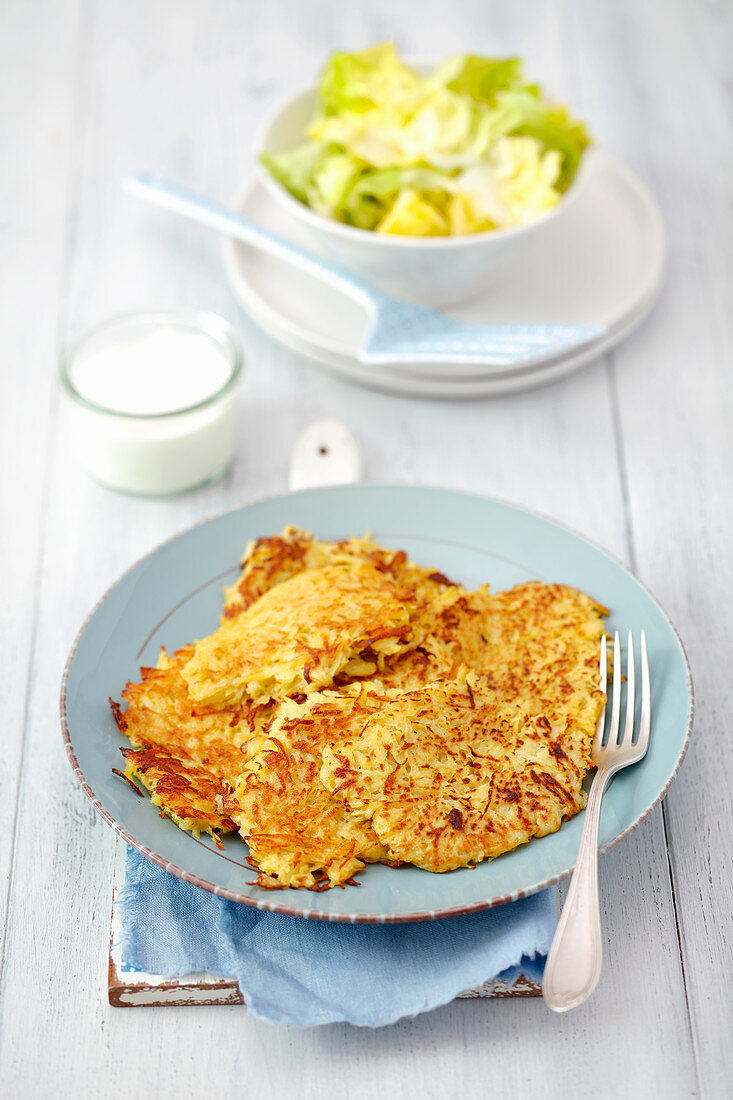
[{"left": 113, "top": 528, "right": 607, "bottom": 891}]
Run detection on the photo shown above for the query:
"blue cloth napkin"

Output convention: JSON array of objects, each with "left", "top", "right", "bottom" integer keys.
[{"left": 120, "top": 847, "right": 555, "bottom": 1027}]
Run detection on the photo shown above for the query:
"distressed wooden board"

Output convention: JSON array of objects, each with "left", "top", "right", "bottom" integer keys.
[
  {"left": 107, "top": 842, "right": 542, "bottom": 1006},
  {"left": 0, "top": 0, "right": 730, "bottom": 1096}
]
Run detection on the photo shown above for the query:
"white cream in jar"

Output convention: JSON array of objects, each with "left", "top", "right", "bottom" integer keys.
[{"left": 62, "top": 312, "right": 243, "bottom": 495}]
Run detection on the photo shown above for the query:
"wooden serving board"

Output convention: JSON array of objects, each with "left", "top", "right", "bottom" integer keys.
[{"left": 108, "top": 841, "right": 542, "bottom": 1006}]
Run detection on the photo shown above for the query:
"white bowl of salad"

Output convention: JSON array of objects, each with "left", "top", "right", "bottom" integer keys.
[{"left": 257, "top": 44, "right": 592, "bottom": 307}]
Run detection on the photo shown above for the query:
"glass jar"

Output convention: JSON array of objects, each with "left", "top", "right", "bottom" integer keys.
[{"left": 61, "top": 310, "right": 243, "bottom": 495}]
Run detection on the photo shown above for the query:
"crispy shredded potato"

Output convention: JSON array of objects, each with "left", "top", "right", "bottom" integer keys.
[
  {"left": 112, "top": 527, "right": 607, "bottom": 889},
  {"left": 182, "top": 560, "right": 419, "bottom": 707},
  {"left": 233, "top": 686, "right": 395, "bottom": 889},
  {"left": 320, "top": 670, "right": 604, "bottom": 872}
]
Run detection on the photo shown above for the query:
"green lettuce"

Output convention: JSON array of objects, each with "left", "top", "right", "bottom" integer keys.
[
  {"left": 439, "top": 55, "right": 527, "bottom": 102},
  {"left": 318, "top": 42, "right": 420, "bottom": 115},
  {"left": 260, "top": 142, "right": 335, "bottom": 205},
  {"left": 261, "top": 44, "right": 591, "bottom": 235}
]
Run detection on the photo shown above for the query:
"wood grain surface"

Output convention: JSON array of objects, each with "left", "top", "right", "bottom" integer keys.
[{"left": 0, "top": 1, "right": 729, "bottom": 1097}]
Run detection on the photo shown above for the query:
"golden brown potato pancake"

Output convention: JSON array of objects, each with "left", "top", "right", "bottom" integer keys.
[
  {"left": 232, "top": 685, "right": 396, "bottom": 890},
  {"left": 320, "top": 670, "right": 605, "bottom": 872},
  {"left": 183, "top": 560, "right": 426, "bottom": 707},
  {"left": 115, "top": 646, "right": 272, "bottom": 843},
  {"left": 222, "top": 527, "right": 460, "bottom": 621},
  {"left": 113, "top": 528, "right": 607, "bottom": 888}
]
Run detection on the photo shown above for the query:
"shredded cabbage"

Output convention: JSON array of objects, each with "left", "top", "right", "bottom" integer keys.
[{"left": 261, "top": 43, "right": 590, "bottom": 236}]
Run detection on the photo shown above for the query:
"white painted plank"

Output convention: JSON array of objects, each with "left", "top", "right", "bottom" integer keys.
[
  {"left": 0, "top": 0, "right": 83, "bottom": 952},
  {"left": 567, "top": 0, "right": 733, "bottom": 1093},
  {"left": 0, "top": 0, "right": 706, "bottom": 1096}
]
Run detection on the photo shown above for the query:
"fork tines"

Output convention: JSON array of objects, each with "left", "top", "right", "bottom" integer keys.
[{"left": 595, "top": 630, "right": 651, "bottom": 752}]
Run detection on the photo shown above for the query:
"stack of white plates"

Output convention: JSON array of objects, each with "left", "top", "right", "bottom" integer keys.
[{"left": 224, "top": 152, "right": 665, "bottom": 399}]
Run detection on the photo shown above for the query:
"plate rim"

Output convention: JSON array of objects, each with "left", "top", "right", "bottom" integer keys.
[
  {"left": 60, "top": 484, "right": 694, "bottom": 923},
  {"left": 228, "top": 282, "right": 662, "bottom": 400}
]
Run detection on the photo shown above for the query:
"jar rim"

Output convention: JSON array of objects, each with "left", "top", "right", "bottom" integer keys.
[{"left": 60, "top": 309, "right": 244, "bottom": 420}]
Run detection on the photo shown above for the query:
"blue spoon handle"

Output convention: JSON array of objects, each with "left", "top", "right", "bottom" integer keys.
[
  {"left": 125, "top": 174, "right": 607, "bottom": 366},
  {"left": 124, "top": 173, "right": 373, "bottom": 305}
]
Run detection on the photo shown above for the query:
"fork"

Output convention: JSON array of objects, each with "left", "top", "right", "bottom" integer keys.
[
  {"left": 543, "top": 630, "right": 651, "bottom": 1012},
  {"left": 123, "top": 174, "right": 605, "bottom": 367}
]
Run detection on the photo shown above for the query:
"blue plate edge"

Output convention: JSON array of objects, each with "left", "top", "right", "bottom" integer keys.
[{"left": 59, "top": 483, "right": 695, "bottom": 923}]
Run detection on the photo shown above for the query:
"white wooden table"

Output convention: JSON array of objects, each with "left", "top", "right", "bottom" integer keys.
[{"left": 1, "top": 0, "right": 730, "bottom": 1095}]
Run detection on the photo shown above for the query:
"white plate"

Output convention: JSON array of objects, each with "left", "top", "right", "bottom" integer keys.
[
  {"left": 224, "top": 151, "right": 665, "bottom": 396},
  {"left": 233, "top": 289, "right": 658, "bottom": 400}
]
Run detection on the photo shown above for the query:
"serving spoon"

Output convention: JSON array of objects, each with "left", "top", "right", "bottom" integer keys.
[{"left": 124, "top": 174, "right": 605, "bottom": 367}]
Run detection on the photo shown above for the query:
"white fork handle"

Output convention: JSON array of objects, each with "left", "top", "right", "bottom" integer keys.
[{"left": 543, "top": 766, "right": 612, "bottom": 1011}]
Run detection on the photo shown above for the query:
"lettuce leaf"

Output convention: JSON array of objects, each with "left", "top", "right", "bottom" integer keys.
[
  {"left": 261, "top": 44, "right": 591, "bottom": 233},
  {"left": 260, "top": 142, "right": 336, "bottom": 205},
  {"left": 318, "top": 42, "right": 419, "bottom": 115},
  {"left": 489, "top": 91, "right": 591, "bottom": 190},
  {"left": 376, "top": 189, "right": 448, "bottom": 235},
  {"left": 439, "top": 55, "right": 526, "bottom": 102},
  {"left": 341, "top": 167, "right": 454, "bottom": 229},
  {"left": 452, "top": 138, "right": 562, "bottom": 228}
]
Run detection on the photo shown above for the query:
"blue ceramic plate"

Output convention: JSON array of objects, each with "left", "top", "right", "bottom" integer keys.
[{"left": 61, "top": 486, "right": 693, "bottom": 922}]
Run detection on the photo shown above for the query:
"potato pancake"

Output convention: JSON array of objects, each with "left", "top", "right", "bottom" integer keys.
[
  {"left": 222, "top": 527, "right": 460, "bottom": 621},
  {"left": 375, "top": 583, "right": 606, "bottom": 696},
  {"left": 115, "top": 646, "right": 272, "bottom": 843},
  {"left": 320, "top": 671, "right": 605, "bottom": 872},
  {"left": 112, "top": 527, "right": 607, "bottom": 888},
  {"left": 182, "top": 560, "right": 421, "bottom": 707},
  {"left": 222, "top": 527, "right": 329, "bottom": 619},
  {"left": 232, "top": 685, "right": 395, "bottom": 889}
]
